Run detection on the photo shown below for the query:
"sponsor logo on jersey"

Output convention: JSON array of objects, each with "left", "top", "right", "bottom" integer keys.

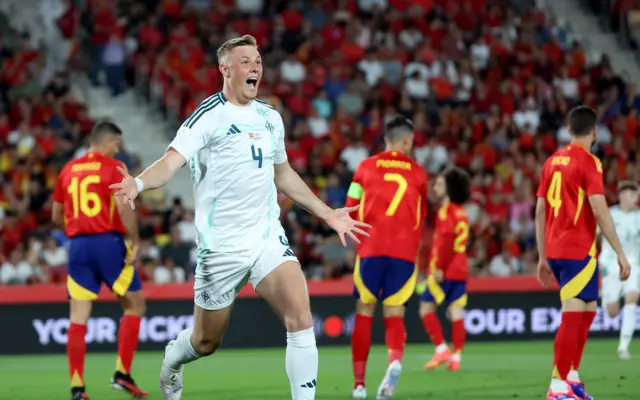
[{"left": 226, "top": 124, "right": 241, "bottom": 136}]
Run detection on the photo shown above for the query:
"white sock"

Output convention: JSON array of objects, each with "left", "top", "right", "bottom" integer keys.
[
  {"left": 435, "top": 343, "right": 448, "bottom": 353},
  {"left": 550, "top": 378, "right": 567, "bottom": 393},
  {"left": 567, "top": 370, "right": 580, "bottom": 382},
  {"left": 619, "top": 304, "right": 637, "bottom": 352},
  {"left": 165, "top": 328, "right": 201, "bottom": 371},
  {"left": 286, "top": 328, "right": 318, "bottom": 400}
]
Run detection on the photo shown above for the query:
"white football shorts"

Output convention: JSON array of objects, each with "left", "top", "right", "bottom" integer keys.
[
  {"left": 193, "top": 233, "right": 299, "bottom": 310},
  {"left": 600, "top": 260, "right": 640, "bottom": 305}
]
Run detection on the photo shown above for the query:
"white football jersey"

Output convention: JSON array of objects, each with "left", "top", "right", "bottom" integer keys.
[
  {"left": 169, "top": 92, "right": 287, "bottom": 252},
  {"left": 599, "top": 205, "right": 640, "bottom": 265}
]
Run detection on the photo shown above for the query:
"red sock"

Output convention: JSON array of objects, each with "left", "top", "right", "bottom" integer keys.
[
  {"left": 351, "top": 314, "right": 373, "bottom": 387},
  {"left": 384, "top": 316, "right": 406, "bottom": 364},
  {"left": 67, "top": 323, "right": 87, "bottom": 388},
  {"left": 572, "top": 311, "right": 596, "bottom": 372},
  {"left": 451, "top": 319, "right": 466, "bottom": 354},
  {"left": 552, "top": 312, "right": 582, "bottom": 380},
  {"left": 422, "top": 312, "right": 445, "bottom": 346},
  {"left": 116, "top": 315, "right": 141, "bottom": 375}
]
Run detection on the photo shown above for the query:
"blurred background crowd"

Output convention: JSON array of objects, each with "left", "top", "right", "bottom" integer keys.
[{"left": 1, "top": 0, "right": 640, "bottom": 286}]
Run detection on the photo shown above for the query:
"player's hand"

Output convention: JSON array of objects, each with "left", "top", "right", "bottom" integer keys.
[
  {"left": 537, "top": 259, "right": 555, "bottom": 288},
  {"left": 109, "top": 166, "right": 138, "bottom": 209},
  {"left": 433, "top": 269, "right": 444, "bottom": 283},
  {"left": 618, "top": 254, "right": 631, "bottom": 281},
  {"left": 324, "top": 205, "right": 372, "bottom": 246}
]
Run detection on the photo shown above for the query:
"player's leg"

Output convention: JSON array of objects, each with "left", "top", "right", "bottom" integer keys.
[
  {"left": 547, "top": 257, "right": 597, "bottom": 400},
  {"left": 375, "top": 258, "right": 416, "bottom": 399},
  {"left": 96, "top": 234, "right": 148, "bottom": 396},
  {"left": 253, "top": 247, "right": 316, "bottom": 400},
  {"left": 618, "top": 267, "right": 640, "bottom": 359},
  {"left": 160, "top": 251, "right": 249, "bottom": 400},
  {"left": 419, "top": 278, "right": 450, "bottom": 369},
  {"left": 66, "top": 236, "right": 101, "bottom": 400},
  {"left": 351, "top": 257, "right": 385, "bottom": 398},
  {"left": 445, "top": 282, "right": 468, "bottom": 371}
]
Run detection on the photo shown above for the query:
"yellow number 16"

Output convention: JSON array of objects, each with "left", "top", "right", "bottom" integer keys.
[
  {"left": 546, "top": 171, "right": 563, "bottom": 217},
  {"left": 67, "top": 175, "right": 102, "bottom": 219}
]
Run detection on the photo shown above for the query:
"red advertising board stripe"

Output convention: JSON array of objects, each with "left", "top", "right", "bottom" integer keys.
[{"left": 0, "top": 276, "right": 557, "bottom": 305}]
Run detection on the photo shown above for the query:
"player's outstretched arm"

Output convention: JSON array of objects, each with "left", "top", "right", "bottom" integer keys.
[
  {"left": 590, "top": 194, "right": 631, "bottom": 280},
  {"left": 109, "top": 149, "right": 186, "bottom": 209},
  {"left": 274, "top": 161, "right": 372, "bottom": 246}
]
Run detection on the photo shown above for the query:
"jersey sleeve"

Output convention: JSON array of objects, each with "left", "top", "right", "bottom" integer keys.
[
  {"left": 274, "top": 113, "right": 287, "bottom": 165},
  {"left": 169, "top": 121, "right": 212, "bottom": 161},
  {"left": 583, "top": 154, "right": 605, "bottom": 196},
  {"left": 345, "top": 162, "right": 366, "bottom": 210}
]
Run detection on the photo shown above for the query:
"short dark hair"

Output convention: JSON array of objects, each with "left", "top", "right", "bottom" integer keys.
[
  {"left": 384, "top": 116, "right": 414, "bottom": 143},
  {"left": 618, "top": 180, "right": 639, "bottom": 193},
  {"left": 443, "top": 166, "right": 471, "bottom": 205},
  {"left": 568, "top": 105, "right": 598, "bottom": 137},
  {"left": 89, "top": 121, "right": 122, "bottom": 145}
]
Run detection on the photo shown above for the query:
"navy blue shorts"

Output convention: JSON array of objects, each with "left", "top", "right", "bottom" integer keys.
[
  {"left": 421, "top": 279, "right": 467, "bottom": 307},
  {"left": 547, "top": 255, "right": 599, "bottom": 302},
  {"left": 353, "top": 256, "right": 417, "bottom": 306},
  {"left": 67, "top": 232, "right": 142, "bottom": 300}
]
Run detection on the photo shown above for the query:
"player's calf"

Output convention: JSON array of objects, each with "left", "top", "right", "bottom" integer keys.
[
  {"left": 256, "top": 261, "right": 318, "bottom": 399},
  {"left": 447, "top": 305, "right": 465, "bottom": 371},
  {"left": 419, "top": 302, "right": 449, "bottom": 369}
]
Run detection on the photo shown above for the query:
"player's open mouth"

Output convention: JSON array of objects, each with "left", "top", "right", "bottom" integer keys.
[{"left": 246, "top": 78, "right": 258, "bottom": 90}]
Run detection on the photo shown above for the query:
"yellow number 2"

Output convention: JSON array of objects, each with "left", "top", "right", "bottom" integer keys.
[
  {"left": 546, "top": 171, "right": 563, "bottom": 217},
  {"left": 384, "top": 173, "right": 408, "bottom": 216},
  {"left": 453, "top": 221, "right": 469, "bottom": 253},
  {"left": 67, "top": 175, "right": 103, "bottom": 219}
]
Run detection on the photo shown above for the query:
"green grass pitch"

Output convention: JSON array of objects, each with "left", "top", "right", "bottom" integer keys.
[{"left": 1, "top": 339, "right": 638, "bottom": 399}]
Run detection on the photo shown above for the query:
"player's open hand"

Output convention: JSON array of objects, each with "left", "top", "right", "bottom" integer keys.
[
  {"left": 537, "top": 259, "right": 555, "bottom": 288},
  {"left": 618, "top": 254, "right": 631, "bottom": 281},
  {"left": 325, "top": 205, "right": 372, "bottom": 246},
  {"left": 109, "top": 166, "right": 138, "bottom": 210}
]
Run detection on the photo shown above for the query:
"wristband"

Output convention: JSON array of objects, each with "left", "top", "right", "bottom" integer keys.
[{"left": 134, "top": 177, "right": 145, "bottom": 193}]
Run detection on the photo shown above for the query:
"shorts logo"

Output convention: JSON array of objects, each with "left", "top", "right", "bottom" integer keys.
[
  {"left": 197, "top": 290, "right": 213, "bottom": 305},
  {"left": 283, "top": 248, "right": 295, "bottom": 257}
]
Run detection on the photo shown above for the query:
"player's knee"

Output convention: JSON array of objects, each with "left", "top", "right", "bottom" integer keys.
[
  {"left": 120, "top": 291, "right": 146, "bottom": 316},
  {"left": 605, "top": 303, "right": 619, "bottom": 318},
  {"left": 382, "top": 305, "right": 405, "bottom": 318},
  {"left": 625, "top": 292, "right": 640, "bottom": 305},
  {"left": 419, "top": 302, "right": 436, "bottom": 317},
  {"left": 283, "top": 311, "right": 313, "bottom": 333},
  {"left": 356, "top": 301, "right": 376, "bottom": 317},
  {"left": 448, "top": 305, "right": 464, "bottom": 321}
]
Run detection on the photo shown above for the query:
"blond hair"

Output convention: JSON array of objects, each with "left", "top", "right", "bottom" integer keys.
[{"left": 217, "top": 35, "right": 258, "bottom": 64}]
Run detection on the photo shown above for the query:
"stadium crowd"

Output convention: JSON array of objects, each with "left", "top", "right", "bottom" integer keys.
[{"left": 1, "top": 0, "right": 640, "bottom": 286}]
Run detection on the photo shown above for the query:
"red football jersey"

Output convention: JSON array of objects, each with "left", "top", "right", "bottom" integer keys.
[
  {"left": 536, "top": 144, "right": 604, "bottom": 260},
  {"left": 52, "top": 152, "right": 127, "bottom": 238},
  {"left": 345, "top": 151, "right": 428, "bottom": 263},
  {"left": 430, "top": 202, "right": 470, "bottom": 281}
]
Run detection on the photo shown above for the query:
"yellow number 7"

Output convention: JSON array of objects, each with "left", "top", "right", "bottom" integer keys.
[
  {"left": 546, "top": 171, "right": 563, "bottom": 217},
  {"left": 384, "top": 173, "right": 407, "bottom": 216}
]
